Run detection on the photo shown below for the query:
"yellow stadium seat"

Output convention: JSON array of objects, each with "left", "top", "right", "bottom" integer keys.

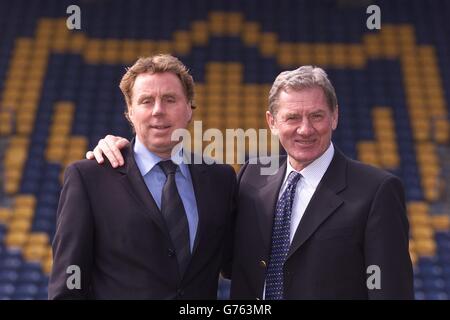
[
  {"left": 205, "top": 83, "right": 223, "bottom": 96},
  {"left": 242, "top": 22, "right": 260, "bottom": 46},
  {"left": 0, "top": 121, "right": 12, "bottom": 135},
  {"left": 226, "top": 72, "right": 243, "bottom": 85},
  {"left": 380, "top": 153, "right": 399, "bottom": 168},
  {"left": 9, "top": 217, "right": 32, "bottom": 232},
  {"left": 363, "top": 34, "right": 382, "bottom": 59},
  {"left": 422, "top": 176, "right": 438, "bottom": 189},
  {"left": 50, "top": 125, "right": 71, "bottom": 136},
  {"left": 68, "top": 136, "right": 88, "bottom": 147},
  {"left": 225, "top": 85, "right": 241, "bottom": 97},
  {"left": 14, "top": 194, "right": 36, "bottom": 208},
  {"left": 408, "top": 201, "right": 429, "bottom": 215},
  {"left": 431, "top": 215, "right": 450, "bottom": 231},
  {"left": 409, "top": 214, "right": 430, "bottom": 227},
  {"left": 225, "top": 117, "right": 242, "bottom": 129},
  {"left": 205, "top": 95, "right": 223, "bottom": 108},
  {"left": 296, "top": 43, "right": 312, "bottom": 61},
  {"left": 205, "top": 72, "right": 224, "bottom": 84},
  {"left": 204, "top": 117, "right": 223, "bottom": 129},
  {"left": 155, "top": 40, "right": 172, "bottom": 54},
  {"left": 226, "top": 13, "right": 243, "bottom": 35},
  {"left": 137, "top": 40, "right": 154, "bottom": 56},
  {"left": 13, "top": 207, "right": 34, "bottom": 219},
  {"left": 424, "top": 188, "right": 439, "bottom": 202},
  {"left": 68, "top": 33, "right": 86, "bottom": 53},
  {"left": 48, "top": 138, "right": 68, "bottom": 151},
  {"left": 416, "top": 153, "right": 437, "bottom": 165},
  {"left": 191, "top": 21, "right": 209, "bottom": 45},
  {"left": 411, "top": 225, "right": 434, "bottom": 239},
  {"left": 2, "top": 88, "right": 21, "bottom": 101},
  {"left": 104, "top": 40, "right": 121, "bottom": 64},
  {"left": 23, "top": 243, "right": 47, "bottom": 262},
  {"left": 209, "top": 11, "right": 226, "bottom": 35},
  {"left": 414, "top": 238, "right": 436, "bottom": 256},
  {"left": 224, "top": 94, "right": 241, "bottom": 106},
  {"left": 5, "top": 231, "right": 28, "bottom": 248},
  {"left": 43, "top": 256, "right": 53, "bottom": 274},
  {"left": 0, "top": 208, "right": 12, "bottom": 223},
  {"left": 46, "top": 146, "right": 66, "bottom": 162},
  {"left": 173, "top": 31, "right": 191, "bottom": 55},
  {"left": 206, "top": 62, "right": 224, "bottom": 74},
  {"left": 5, "top": 168, "right": 22, "bottom": 185},
  {"left": 260, "top": 32, "right": 278, "bottom": 57},
  {"left": 420, "top": 164, "right": 440, "bottom": 176}
]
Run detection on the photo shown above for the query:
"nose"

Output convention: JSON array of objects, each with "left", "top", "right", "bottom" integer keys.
[
  {"left": 296, "top": 119, "right": 314, "bottom": 136},
  {"left": 152, "top": 98, "right": 164, "bottom": 116}
]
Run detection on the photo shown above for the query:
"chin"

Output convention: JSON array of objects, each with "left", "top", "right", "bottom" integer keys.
[{"left": 291, "top": 151, "right": 318, "bottom": 164}]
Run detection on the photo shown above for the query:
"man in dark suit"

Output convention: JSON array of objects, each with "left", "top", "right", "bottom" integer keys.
[
  {"left": 88, "top": 66, "right": 414, "bottom": 299},
  {"left": 48, "top": 54, "right": 236, "bottom": 299},
  {"left": 230, "top": 66, "right": 413, "bottom": 299}
]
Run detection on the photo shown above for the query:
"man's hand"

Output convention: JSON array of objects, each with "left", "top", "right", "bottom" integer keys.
[{"left": 85, "top": 135, "right": 130, "bottom": 168}]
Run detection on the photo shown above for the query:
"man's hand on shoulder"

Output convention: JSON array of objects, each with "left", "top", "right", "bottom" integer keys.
[{"left": 85, "top": 135, "right": 129, "bottom": 168}]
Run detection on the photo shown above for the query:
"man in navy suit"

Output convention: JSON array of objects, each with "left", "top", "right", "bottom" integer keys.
[
  {"left": 87, "top": 65, "right": 413, "bottom": 299},
  {"left": 49, "top": 54, "right": 236, "bottom": 299},
  {"left": 229, "top": 66, "right": 413, "bottom": 299}
]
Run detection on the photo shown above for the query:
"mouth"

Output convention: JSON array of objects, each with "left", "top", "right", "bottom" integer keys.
[
  {"left": 294, "top": 139, "right": 316, "bottom": 146},
  {"left": 149, "top": 125, "right": 171, "bottom": 130}
]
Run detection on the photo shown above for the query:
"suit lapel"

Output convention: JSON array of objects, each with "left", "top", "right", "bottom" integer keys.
[
  {"left": 287, "top": 148, "right": 348, "bottom": 260},
  {"left": 254, "top": 158, "right": 288, "bottom": 251},
  {"left": 117, "top": 140, "right": 171, "bottom": 241}
]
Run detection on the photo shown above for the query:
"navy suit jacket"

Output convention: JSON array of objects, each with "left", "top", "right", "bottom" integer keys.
[
  {"left": 49, "top": 141, "right": 236, "bottom": 299},
  {"left": 230, "top": 148, "right": 414, "bottom": 299}
]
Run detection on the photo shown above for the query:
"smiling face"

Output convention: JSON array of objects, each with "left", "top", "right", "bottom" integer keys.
[
  {"left": 128, "top": 72, "right": 192, "bottom": 158},
  {"left": 266, "top": 86, "right": 338, "bottom": 171}
]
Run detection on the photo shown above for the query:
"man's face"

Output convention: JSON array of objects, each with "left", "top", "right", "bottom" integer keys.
[
  {"left": 128, "top": 72, "right": 192, "bottom": 158},
  {"left": 266, "top": 86, "right": 338, "bottom": 171}
]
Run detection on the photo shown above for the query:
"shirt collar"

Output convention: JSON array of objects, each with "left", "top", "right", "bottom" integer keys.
[
  {"left": 284, "top": 142, "right": 335, "bottom": 189},
  {"left": 133, "top": 136, "right": 189, "bottom": 178}
]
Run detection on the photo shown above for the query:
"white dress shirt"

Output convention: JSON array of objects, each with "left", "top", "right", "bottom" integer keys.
[
  {"left": 280, "top": 142, "right": 335, "bottom": 244},
  {"left": 263, "top": 142, "right": 335, "bottom": 299}
]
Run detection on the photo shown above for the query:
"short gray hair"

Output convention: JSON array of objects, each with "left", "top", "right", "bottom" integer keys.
[{"left": 268, "top": 65, "right": 338, "bottom": 115}]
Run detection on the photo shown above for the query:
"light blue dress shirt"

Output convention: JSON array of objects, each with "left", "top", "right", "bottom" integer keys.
[{"left": 133, "top": 137, "right": 199, "bottom": 252}]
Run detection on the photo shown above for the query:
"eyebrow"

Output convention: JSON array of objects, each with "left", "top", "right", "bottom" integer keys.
[
  {"left": 137, "top": 94, "right": 153, "bottom": 101},
  {"left": 161, "top": 93, "right": 177, "bottom": 98}
]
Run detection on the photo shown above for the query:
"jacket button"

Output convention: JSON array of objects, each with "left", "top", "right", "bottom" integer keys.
[
  {"left": 176, "top": 289, "right": 184, "bottom": 298},
  {"left": 168, "top": 249, "right": 176, "bottom": 257},
  {"left": 259, "top": 260, "right": 267, "bottom": 268}
]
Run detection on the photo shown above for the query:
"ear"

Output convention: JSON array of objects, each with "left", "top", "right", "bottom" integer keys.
[
  {"left": 127, "top": 103, "right": 133, "bottom": 116},
  {"left": 186, "top": 103, "right": 193, "bottom": 123},
  {"left": 266, "top": 111, "right": 278, "bottom": 135},
  {"left": 331, "top": 105, "right": 338, "bottom": 130}
]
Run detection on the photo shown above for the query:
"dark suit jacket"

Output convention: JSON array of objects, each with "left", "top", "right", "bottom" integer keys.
[
  {"left": 230, "top": 147, "right": 414, "bottom": 299},
  {"left": 48, "top": 142, "right": 236, "bottom": 299}
]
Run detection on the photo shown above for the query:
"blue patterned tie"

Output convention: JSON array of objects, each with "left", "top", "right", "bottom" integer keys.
[{"left": 265, "top": 171, "right": 301, "bottom": 300}]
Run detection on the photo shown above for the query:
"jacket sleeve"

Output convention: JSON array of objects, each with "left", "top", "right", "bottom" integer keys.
[
  {"left": 221, "top": 162, "right": 249, "bottom": 279},
  {"left": 364, "top": 175, "right": 414, "bottom": 299},
  {"left": 48, "top": 163, "right": 94, "bottom": 299}
]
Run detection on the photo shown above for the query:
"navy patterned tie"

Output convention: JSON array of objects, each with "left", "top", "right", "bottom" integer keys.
[
  {"left": 265, "top": 171, "right": 301, "bottom": 300},
  {"left": 158, "top": 160, "right": 191, "bottom": 276}
]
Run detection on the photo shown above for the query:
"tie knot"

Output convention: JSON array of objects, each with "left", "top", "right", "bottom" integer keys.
[
  {"left": 158, "top": 160, "right": 178, "bottom": 177},
  {"left": 286, "top": 171, "right": 301, "bottom": 187}
]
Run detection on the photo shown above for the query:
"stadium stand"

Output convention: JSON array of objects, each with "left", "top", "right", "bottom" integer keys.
[{"left": 0, "top": 0, "right": 450, "bottom": 299}]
